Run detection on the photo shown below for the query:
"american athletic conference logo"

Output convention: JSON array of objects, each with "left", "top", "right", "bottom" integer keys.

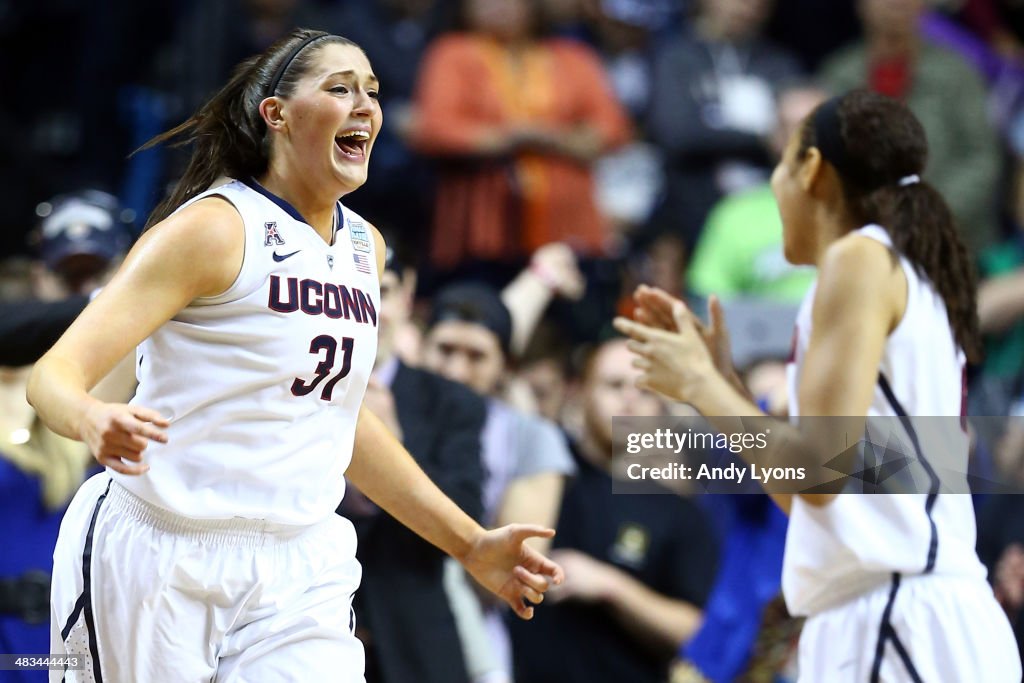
[{"left": 264, "top": 222, "right": 286, "bottom": 247}]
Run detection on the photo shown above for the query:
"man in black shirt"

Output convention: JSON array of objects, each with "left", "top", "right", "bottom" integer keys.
[{"left": 509, "top": 337, "right": 719, "bottom": 683}]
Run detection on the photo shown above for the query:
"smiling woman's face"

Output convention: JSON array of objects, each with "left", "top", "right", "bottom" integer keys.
[{"left": 272, "top": 43, "right": 383, "bottom": 196}]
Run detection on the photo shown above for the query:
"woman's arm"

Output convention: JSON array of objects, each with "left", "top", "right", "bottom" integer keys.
[
  {"left": 347, "top": 406, "right": 480, "bottom": 558},
  {"left": 347, "top": 406, "right": 563, "bottom": 618},
  {"left": 615, "top": 234, "right": 902, "bottom": 511},
  {"left": 27, "top": 198, "right": 244, "bottom": 474},
  {"left": 362, "top": 224, "right": 563, "bottom": 616}
]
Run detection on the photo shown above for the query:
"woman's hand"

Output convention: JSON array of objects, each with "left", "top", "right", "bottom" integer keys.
[
  {"left": 634, "top": 286, "right": 735, "bottom": 376},
  {"left": 613, "top": 299, "right": 720, "bottom": 405},
  {"left": 459, "top": 524, "right": 565, "bottom": 620},
  {"left": 80, "top": 401, "right": 169, "bottom": 475},
  {"left": 632, "top": 286, "right": 751, "bottom": 397}
]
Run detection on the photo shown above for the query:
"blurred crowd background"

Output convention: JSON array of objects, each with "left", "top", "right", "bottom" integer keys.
[{"left": 4, "top": 0, "right": 1024, "bottom": 681}]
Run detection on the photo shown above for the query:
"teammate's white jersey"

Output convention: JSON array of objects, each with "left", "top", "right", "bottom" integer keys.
[
  {"left": 116, "top": 179, "right": 379, "bottom": 526},
  {"left": 783, "top": 224, "right": 986, "bottom": 616}
]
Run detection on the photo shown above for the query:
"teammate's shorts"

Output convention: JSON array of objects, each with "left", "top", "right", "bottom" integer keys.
[
  {"left": 50, "top": 472, "right": 364, "bottom": 682},
  {"left": 797, "top": 572, "right": 1021, "bottom": 682}
]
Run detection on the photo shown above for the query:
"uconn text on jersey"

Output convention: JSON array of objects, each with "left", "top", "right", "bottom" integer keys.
[{"left": 268, "top": 275, "right": 378, "bottom": 326}]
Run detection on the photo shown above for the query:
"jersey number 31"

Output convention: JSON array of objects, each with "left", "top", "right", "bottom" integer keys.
[{"left": 291, "top": 335, "right": 354, "bottom": 401}]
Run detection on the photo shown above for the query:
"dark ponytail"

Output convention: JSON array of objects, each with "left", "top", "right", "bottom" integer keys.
[
  {"left": 136, "top": 28, "right": 360, "bottom": 229},
  {"left": 798, "top": 89, "right": 983, "bottom": 364}
]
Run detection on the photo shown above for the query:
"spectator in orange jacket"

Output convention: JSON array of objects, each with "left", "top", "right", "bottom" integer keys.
[{"left": 410, "top": 0, "right": 632, "bottom": 279}]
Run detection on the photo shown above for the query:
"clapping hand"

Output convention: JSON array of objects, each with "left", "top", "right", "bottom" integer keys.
[
  {"left": 633, "top": 286, "right": 737, "bottom": 381},
  {"left": 613, "top": 293, "right": 719, "bottom": 405}
]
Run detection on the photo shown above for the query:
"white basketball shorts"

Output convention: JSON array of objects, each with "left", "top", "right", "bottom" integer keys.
[
  {"left": 797, "top": 572, "right": 1021, "bottom": 682},
  {"left": 50, "top": 473, "right": 364, "bottom": 682}
]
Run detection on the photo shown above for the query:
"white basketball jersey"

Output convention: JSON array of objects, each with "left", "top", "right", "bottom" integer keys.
[
  {"left": 783, "top": 224, "right": 986, "bottom": 616},
  {"left": 117, "top": 179, "right": 379, "bottom": 526}
]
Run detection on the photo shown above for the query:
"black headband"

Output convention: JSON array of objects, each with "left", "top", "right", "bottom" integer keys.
[
  {"left": 811, "top": 96, "right": 855, "bottom": 178},
  {"left": 811, "top": 92, "right": 926, "bottom": 192},
  {"left": 812, "top": 96, "right": 922, "bottom": 191},
  {"left": 265, "top": 32, "right": 332, "bottom": 99}
]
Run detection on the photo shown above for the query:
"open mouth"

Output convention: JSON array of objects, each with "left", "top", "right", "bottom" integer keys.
[{"left": 334, "top": 130, "right": 370, "bottom": 161}]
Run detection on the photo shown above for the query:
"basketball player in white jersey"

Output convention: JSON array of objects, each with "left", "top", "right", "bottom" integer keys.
[
  {"left": 616, "top": 89, "right": 1021, "bottom": 681},
  {"left": 27, "top": 29, "right": 563, "bottom": 682}
]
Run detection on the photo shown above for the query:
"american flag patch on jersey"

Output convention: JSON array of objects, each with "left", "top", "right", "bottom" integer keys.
[{"left": 353, "top": 252, "right": 372, "bottom": 274}]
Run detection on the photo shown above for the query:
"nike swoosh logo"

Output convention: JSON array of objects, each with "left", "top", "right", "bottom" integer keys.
[{"left": 272, "top": 250, "right": 301, "bottom": 262}]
